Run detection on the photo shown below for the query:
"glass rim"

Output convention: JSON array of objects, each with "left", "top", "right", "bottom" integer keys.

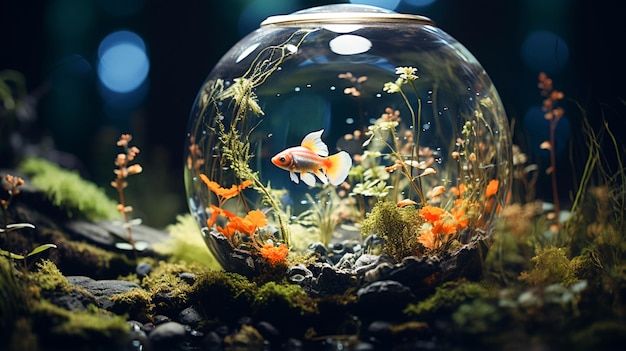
[{"left": 261, "top": 12, "right": 434, "bottom": 27}]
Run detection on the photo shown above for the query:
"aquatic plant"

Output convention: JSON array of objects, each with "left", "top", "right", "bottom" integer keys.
[
  {"left": 111, "top": 134, "right": 143, "bottom": 253},
  {"left": 364, "top": 67, "right": 427, "bottom": 204},
  {"left": 1, "top": 173, "right": 56, "bottom": 262},
  {"left": 563, "top": 113, "right": 626, "bottom": 315},
  {"left": 0, "top": 256, "right": 27, "bottom": 344},
  {"left": 354, "top": 66, "right": 505, "bottom": 261},
  {"left": 296, "top": 185, "right": 343, "bottom": 247},
  {"left": 185, "top": 29, "right": 320, "bottom": 270},
  {"left": 537, "top": 72, "right": 566, "bottom": 230},
  {"left": 153, "top": 213, "right": 220, "bottom": 269},
  {"left": 200, "top": 174, "right": 289, "bottom": 268}
]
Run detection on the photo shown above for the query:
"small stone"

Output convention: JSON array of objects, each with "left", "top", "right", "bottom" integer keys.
[
  {"left": 136, "top": 262, "right": 152, "bottom": 277},
  {"left": 202, "top": 331, "right": 223, "bottom": 350},
  {"left": 357, "top": 280, "right": 415, "bottom": 319},
  {"left": 126, "top": 323, "right": 149, "bottom": 351},
  {"left": 315, "top": 264, "right": 358, "bottom": 295},
  {"left": 68, "top": 277, "right": 141, "bottom": 310},
  {"left": 141, "top": 322, "right": 154, "bottom": 333},
  {"left": 153, "top": 315, "right": 171, "bottom": 326},
  {"left": 285, "top": 338, "right": 303, "bottom": 351},
  {"left": 148, "top": 321, "right": 187, "bottom": 347},
  {"left": 256, "top": 321, "right": 281, "bottom": 344},
  {"left": 127, "top": 320, "right": 143, "bottom": 331},
  {"left": 179, "top": 272, "right": 196, "bottom": 285},
  {"left": 178, "top": 306, "right": 202, "bottom": 328}
]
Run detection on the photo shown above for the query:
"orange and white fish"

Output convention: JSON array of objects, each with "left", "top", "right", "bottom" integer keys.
[{"left": 271, "top": 129, "right": 351, "bottom": 187}]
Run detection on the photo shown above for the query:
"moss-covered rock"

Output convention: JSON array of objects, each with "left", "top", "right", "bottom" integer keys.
[
  {"left": 31, "top": 301, "right": 129, "bottom": 349},
  {"left": 110, "top": 287, "right": 153, "bottom": 322},
  {"left": 30, "top": 259, "right": 73, "bottom": 293},
  {"left": 190, "top": 269, "right": 257, "bottom": 325},
  {"left": 361, "top": 201, "right": 423, "bottom": 261},
  {"left": 252, "top": 282, "right": 318, "bottom": 332},
  {"left": 404, "top": 279, "right": 491, "bottom": 318},
  {"left": 18, "top": 157, "right": 119, "bottom": 221},
  {"left": 519, "top": 246, "right": 578, "bottom": 287}
]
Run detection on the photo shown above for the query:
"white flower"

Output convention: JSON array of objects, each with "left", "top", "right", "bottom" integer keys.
[
  {"left": 395, "top": 66, "right": 419, "bottom": 81},
  {"left": 383, "top": 81, "right": 401, "bottom": 94}
]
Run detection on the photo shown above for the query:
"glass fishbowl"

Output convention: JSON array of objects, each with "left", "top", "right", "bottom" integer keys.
[{"left": 185, "top": 4, "right": 511, "bottom": 288}]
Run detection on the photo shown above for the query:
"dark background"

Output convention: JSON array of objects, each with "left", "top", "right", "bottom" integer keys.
[{"left": 1, "top": 0, "right": 624, "bottom": 227}]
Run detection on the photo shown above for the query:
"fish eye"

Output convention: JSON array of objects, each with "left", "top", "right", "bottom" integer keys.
[{"left": 280, "top": 156, "right": 286, "bottom": 162}]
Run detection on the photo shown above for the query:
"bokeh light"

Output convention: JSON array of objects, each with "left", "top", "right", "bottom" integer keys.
[
  {"left": 349, "top": 0, "right": 402, "bottom": 10},
  {"left": 97, "top": 30, "right": 149, "bottom": 93},
  {"left": 521, "top": 30, "right": 569, "bottom": 73}
]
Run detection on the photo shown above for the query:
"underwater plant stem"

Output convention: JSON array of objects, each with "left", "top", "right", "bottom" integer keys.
[
  {"left": 549, "top": 118, "right": 560, "bottom": 228},
  {"left": 382, "top": 128, "right": 426, "bottom": 204},
  {"left": 115, "top": 183, "right": 137, "bottom": 255},
  {"left": 252, "top": 178, "right": 291, "bottom": 247},
  {"left": 400, "top": 81, "right": 425, "bottom": 203}
]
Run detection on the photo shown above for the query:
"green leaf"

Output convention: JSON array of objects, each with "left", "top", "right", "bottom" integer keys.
[
  {"left": 0, "top": 249, "right": 25, "bottom": 259},
  {"left": 0, "top": 223, "right": 36, "bottom": 233},
  {"left": 26, "top": 244, "right": 57, "bottom": 257}
]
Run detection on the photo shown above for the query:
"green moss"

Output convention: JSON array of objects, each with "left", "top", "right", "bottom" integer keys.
[
  {"left": 32, "top": 300, "right": 129, "bottom": 347},
  {"left": 55, "top": 239, "right": 134, "bottom": 279},
  {"left": 0, "top": 257, "right": 27, "bottom": 342},
  {"left": 388, "top": 321, "right": 430, "bottom": 339},
  {"left": 252, "top": 282, "right": 318, "bottom": 336},
  {"left": 110, "top": 287, "right": 153, "bottom": 322},
  {"left": 18, "top": 157, "right": 119, "bottom": 220},
  {"left": 404, "top": 280, "right": 490, "bottom": 317},
  {"left": 253, "top": 281, "right": 318, "bottom": 315},
  {"left": 452, "top": 299, "right": 501, "bottom": 334},
  {"left": 140, "top": 261, "right": 201, "bottom": 314},
  {"left": 154, "top": 214, "right": 220, "bottom": 269},
  {"left": 191, "top": 269, "right": 257, "bottom": 323},
  {"left": 361, "top": 201, "right": 424, "bottom": 261},
  {"left": 519, "top": 246, "right": 578, "bottom": 287},
  {"left": 30, "top": 259, "right": 73, "bottom": 293}
]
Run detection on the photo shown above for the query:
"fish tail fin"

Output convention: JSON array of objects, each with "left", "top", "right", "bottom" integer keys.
[{"left": 325, "top": 151, "right": 352, "bottom": 186}]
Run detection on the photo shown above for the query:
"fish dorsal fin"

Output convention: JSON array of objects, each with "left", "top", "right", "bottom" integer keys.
[{"left": 300, "top": 129, "right": 329, "bottom": 157}]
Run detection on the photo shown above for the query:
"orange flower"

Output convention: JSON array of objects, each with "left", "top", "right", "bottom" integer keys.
[
  {"left": 200, "top": 174, "right": 253, "bottom": 201},
  {"left": 199, "top": 174, "right": 221, "bottom": 194},
  {"left": 419, "top": 205, "right": 447, "bottom": 222},
  {"left": 206, "top": 204, "right": 222, "bottom": 228},
  {"left": 451, "top": 206, "right": 469, "bottom": 230},
  {"left": 432, "top": 220, "right": 456, "bottom": 236},
  {"left": 485, "top": 179, "right": 499, "bottom": 198},
  {"left": 418, "top": 229, "right": 437, "bottom": 250},
  {"left": 260, "top": 243, "right": 289, "bottom": 266},
  {"left": 216, "top": 209, "right": 267, "bottom": 237},
  {"left": 240, "top": 210, "right": 267, "bottom": 234}
]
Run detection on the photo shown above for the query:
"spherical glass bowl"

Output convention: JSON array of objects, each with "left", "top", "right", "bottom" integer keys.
[{"left": 185, "top": 4, "right": 511, "bottom": 283}]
